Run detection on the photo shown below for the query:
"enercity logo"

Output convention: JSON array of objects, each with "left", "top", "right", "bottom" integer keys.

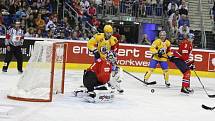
[{"left": 72, "top": 46, "right": 141, "bottom": 58}]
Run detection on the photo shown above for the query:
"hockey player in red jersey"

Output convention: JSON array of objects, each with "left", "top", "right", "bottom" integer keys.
[
  {"left": 169, "top": 33, "right": 195, "bottom": 94},
  {"left": 73, "top": 51, "right": 123, "bottom": 102}
]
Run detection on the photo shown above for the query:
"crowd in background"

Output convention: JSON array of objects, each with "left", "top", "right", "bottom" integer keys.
[
  {"left": 0, "top": 0, "right": 92, "bottom": 40},
  {"left": 0, "top": 0, "right": 208, "bottom": 46}
]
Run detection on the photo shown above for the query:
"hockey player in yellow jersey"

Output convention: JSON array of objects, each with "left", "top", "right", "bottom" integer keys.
[
  {"left": 144, "top": 31, "right": 172, "bottom": 87},
  {"left": 87, "top": 25, "right": 124, "bottom": 94},
  {"left": 87, "top": 25, "right": 119, "bottom": 60}
]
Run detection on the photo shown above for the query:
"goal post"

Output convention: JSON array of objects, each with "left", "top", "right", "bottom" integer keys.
[{"left": 7, "top": 41, "right": 67, "bottom": 102}]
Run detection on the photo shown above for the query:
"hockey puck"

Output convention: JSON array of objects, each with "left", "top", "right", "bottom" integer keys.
[{"left": 151, "top": 89, "right": 155, "bottom": 93}]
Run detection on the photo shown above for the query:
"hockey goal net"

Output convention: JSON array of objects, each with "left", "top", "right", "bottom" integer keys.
[{"left": 7, "top": 41, "right": 67, "bottom": 102}]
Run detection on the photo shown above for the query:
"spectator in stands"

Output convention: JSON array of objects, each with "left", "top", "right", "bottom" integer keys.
[
  {"left": 80, "top": 33, "right": 89, "bottom": 41},
  {"left": 178, "top": 24, "right": 190, "bottom": 39},
  {"left": 155, "top": 0, "right": 163, "bottom": 16},
  {"left": 76, "top": 3, "right": 84, "bottom": 19},
  {"left": 178, "top": 0, "right": 188, "bottom": 10},
  {"left": 139, "top": 34, "right": 150, "bottom": 45},
  {"left": 80, "top": 0, "right": 90, "bottom": 14},
  {"left": 132, "top": 0, "right": 139, "bottom": 17},
  {"left": 8, "top": 1, "right": 19, "bottom": 15},
  {"left": 106, "top": 0, "right": 113, "bottom": 14},
  {"left": 95, "top": 0, "right": 102, "bottom": 14},
  {"left": 31, "top": 2, "right": 39, "bottom": 14},
  {"left": 113, "top": 0, "right": 120, "bottom": 15},
  {"left": 163, "top": 0, "right": 170, "bottom": 16},
  {"left": 167, "top": 2, "right": 178, "bottom": 16},
  {"left": 87, "top": 4, "right": 97, "bottom": 19},
  {"left": 168, "top": 10, "right": 179, "bottom": 38},
  {"left": 35, "top": 29, "right": 44, "bottom": 38},
  {"left": 178, "top": 14, "right": 190, "bottom": 27},
  {"left": 179, "top": 3, "right": 188, "bottom": 16},
  {"left": 35, "top": 13, "right": 45, "bottom": 30},
  {"left": 46, "top": 29, "right": 54, "bottom": 38},
  {"left": 26, "top": 14, "right": 35, "bottom": 28},
  {"left": 24, "top": 27, "right": 35, "bottom": 37},
  {"left": 145, "top": 0, "right": 153, "bottom": 16},
  {"left": 90, "top": 15, "right": 100, "bottom": 28},
  {"left": 120, "top": 34, "right": 127, "bottom": 43},
  {"left": 72, "top": 31, "right": 79, "bottom": 40},
  {"left": 168, "top": 1, "right": 178, "bottom": 12},
  {"left": 113, "top": 27, "right": 121, "bottom": 41},
  {"left": 46, "top": 15, "right": 56, "bottom": 31},
  {"left": 139, "top": 0, "right": 146, "bottom": 17},
  {"left": 45, "top": 0, "right": 53, "bottom": 14},
  {"left": 74, "top": 25, "right": 82, "bottom": 38}
]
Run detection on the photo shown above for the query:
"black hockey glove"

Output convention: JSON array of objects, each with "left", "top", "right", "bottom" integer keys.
[
  {"left": 158, "top": 49, "right": 165, "bottom": 58},
  {"left": 168, "top": 56, "right": 177, "bottom": 62},
  {"left": 100, "top": 46, "right": 108, "bottom": 54},
  {"left": 189, "top": 64, "right": 196, "bottom": 70},
  {"left": 93, "top": 49, "right": 100, "bottom": 60}
]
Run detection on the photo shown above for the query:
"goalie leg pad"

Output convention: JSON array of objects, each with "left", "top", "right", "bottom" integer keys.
[
  {"left": 84, "top": 90, "right": 114, "bottom": 103},
  {"left": 72, "top": 86, "right": 88, "bottom": 98},
  {"left": 94, "top": 90, "right": 114, "bottom": 103}
]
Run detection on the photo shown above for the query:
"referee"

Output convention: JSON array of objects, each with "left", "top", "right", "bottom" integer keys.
[{"left": 2, "top": 21, "right": 24, "bottom": 73}]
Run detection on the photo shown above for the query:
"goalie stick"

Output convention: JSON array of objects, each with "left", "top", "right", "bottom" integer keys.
[
  {"left": 194, "top": 70, "right": 215, "bottom": 98},
  {"left": 202, "top": 104, "right": 215, "bottom": 110},
  {"left": 123, "top": 70, "right": 156, "bottom": 85}
]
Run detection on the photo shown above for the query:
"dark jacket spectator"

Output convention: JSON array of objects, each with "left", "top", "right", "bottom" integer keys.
[{"left": 179, "top": 4, "right": 188, "bottom": 15}]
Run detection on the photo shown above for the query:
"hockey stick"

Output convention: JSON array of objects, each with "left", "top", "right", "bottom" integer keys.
[
  {"left": 194, "top": 70, "right": 215, "bottom": 98},
  {"left": 123, "top": 70, "right": 156, "bottom": 85},
  {"left": 202, "top": 104, "right": 215, "bottom": 110}
]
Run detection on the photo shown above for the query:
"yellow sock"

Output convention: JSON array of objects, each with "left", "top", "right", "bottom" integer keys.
[
  {"left": 163, "top": 69, "right": 169, "bottom": 82},
  {"left": 144, "top": 68, "right": 154, "bottom": 81}
]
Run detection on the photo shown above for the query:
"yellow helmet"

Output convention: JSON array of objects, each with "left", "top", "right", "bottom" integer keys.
[{"left": 103, "top": 25, "right": 113, "bottom": 33}]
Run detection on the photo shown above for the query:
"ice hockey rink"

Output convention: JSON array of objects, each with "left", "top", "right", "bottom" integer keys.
[{"left": 0, "top": 69, "right": 214, "bottom": 121}]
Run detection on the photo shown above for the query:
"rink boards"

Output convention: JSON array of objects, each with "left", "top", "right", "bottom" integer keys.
[{"left": 0, "top": 38, "right": 214, "bottom": 78}]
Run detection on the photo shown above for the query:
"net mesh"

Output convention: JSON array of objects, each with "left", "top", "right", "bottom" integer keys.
[{"left": 7, "top": 41, "right": 65, "bottom": 101}]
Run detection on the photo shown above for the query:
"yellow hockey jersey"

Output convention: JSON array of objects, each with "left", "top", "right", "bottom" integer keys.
[
  {"left": 150, "top": 38, "right": 172, "bottom": 61},
  {"left": 87, "top": 33, "right": 118, "bottom": 59}
]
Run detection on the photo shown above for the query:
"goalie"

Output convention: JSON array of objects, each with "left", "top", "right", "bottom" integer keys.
[{"left": 73, "top": 51, "right": 124, "bottom": 103}]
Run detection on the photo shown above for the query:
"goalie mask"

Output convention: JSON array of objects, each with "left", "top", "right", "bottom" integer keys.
[{"left": 107, "top": 51, "right": 117, "bottom": 64}]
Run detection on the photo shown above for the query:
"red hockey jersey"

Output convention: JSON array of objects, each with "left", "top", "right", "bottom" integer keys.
[
  {"left": 173, "top": 39, "right": 193, "bottom": 61},
  {"left": 87, "top": 59, "right": 112, "bottom": 84}
]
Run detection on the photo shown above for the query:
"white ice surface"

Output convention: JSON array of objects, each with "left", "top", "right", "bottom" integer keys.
[{"left": 0, "top": 69, "right": 215, "bottom": 121}]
